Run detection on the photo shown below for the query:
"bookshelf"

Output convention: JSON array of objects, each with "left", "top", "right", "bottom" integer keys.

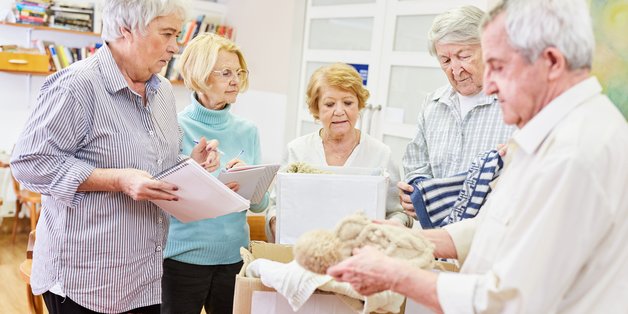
[{"left": 0, "top": 22, "right": 100, "bottom": 37}]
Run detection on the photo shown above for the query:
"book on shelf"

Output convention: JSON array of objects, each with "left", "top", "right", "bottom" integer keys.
[
  {"left": 30, "top": 39, "right": 101, "bottom": 72},
  {"left": 176, "top": 14, "right": 236, "bottom": 47}
]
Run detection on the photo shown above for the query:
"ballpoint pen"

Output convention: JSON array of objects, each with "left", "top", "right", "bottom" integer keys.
[
  {"left": 224, "top": 149, "right": 245, "bottom": 171},
  {"left": 193, "top": 140, "right": 225, "bottom": 155}
]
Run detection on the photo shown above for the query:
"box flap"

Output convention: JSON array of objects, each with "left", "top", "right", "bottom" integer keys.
[{"left": 250, "top": 241, "right": 294, "bottom": 263}]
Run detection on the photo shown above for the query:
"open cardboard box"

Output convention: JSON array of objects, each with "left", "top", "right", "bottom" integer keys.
[{"left": 233, "top": 241, "right": 406, "bottom": 314}]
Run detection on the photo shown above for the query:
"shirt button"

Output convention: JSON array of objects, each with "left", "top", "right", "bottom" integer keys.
[
  {"left": 158, "top": 217, "right": 163, "bottom": 223},
  {"left": 149, "top": 131, "right": 154, "bottom": 136},
  {"left": 156, "top": 246, "right": 162, "bottom": 252},
  {"left": 157, "top": 159, "right": 163, "bottom": 164}
]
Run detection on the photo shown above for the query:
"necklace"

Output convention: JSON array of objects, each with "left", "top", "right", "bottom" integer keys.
[{"left": 321, "top": 128, "right": 361, "bottom": 164}]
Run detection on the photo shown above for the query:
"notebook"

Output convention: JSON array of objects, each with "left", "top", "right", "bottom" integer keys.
[
  {"left": 151, "top": 158, "right": 250, "bottom": 223},
  {"left": 217, "top": 164, "right": 280, "bottom": 204}
]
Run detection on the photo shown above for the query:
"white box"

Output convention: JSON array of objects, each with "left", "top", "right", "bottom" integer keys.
[{"left": 276, "top": 166, "right": 388, "bottom": 244}]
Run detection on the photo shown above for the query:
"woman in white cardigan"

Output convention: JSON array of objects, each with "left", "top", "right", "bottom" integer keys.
[{"left": 265, "top": 63, "right": 412, "bottom": 242}]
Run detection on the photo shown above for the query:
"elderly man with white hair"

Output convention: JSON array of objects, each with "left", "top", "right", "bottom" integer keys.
[
  {"left": 328, "top": 0, "right": 628, "bottom": 313},
  {"left": 398, "top": 5, "right": 514, "bottom": 220},
  {"left": 10, "top": 0, "right": 220, "bottom": 313}
]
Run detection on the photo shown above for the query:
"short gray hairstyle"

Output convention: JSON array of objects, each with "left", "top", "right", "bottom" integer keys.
[
  {"left": 101, "top": 0, "right": 186, "bottom": 42},
  {"left": 483, "top": 0, "right": 595, "bottom": 70},
  {"left": 428, "top": 5, "right": 485, "bottom": 56}
]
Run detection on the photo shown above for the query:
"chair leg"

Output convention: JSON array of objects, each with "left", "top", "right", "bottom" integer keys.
[
  {"left": 25, "top": 283, "right": 41, "bottom": 314},
  {"left": 28, "top": 203, "right": 37, "bottom": 231},
  {"left": 11, "top": 200, "right": 22, "bottom": 244}
]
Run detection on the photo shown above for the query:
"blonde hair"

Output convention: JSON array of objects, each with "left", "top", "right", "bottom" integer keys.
[
  {"left": 306, "top": 63, "right": 369, "bottom": 120},
  {"left": 178, "top": 33, "right": 249, "bottom": 94}
]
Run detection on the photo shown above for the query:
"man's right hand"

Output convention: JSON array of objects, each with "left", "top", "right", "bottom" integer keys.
[
  {"left": 116, "top": 168, "right": 179, "bottom": 201},
  {"left": 397, "top": 181, "right": 416, "bottom": 218}
]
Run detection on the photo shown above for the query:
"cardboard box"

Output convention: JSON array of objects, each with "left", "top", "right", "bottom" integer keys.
[
  {"left": 233, "top": 241, "right": 405, "bottom": 314},
  {"left": 276, "top": 167, "right": 389, "bottom": 244}
]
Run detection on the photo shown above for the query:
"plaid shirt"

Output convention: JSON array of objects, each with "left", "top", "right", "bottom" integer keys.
[{"left": 403, "top": 85, "right": 514, "bottom": 181}]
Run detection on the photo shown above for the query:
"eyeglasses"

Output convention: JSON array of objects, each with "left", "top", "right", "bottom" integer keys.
[{"left": 211, "top": 68, "right": 249, "bottom": 81}]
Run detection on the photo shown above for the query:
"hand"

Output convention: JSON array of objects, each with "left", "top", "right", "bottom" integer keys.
[
  {"left": 372, "top": 219, "right": 404, "bottom": 227},
  {"left": 116, "top": 168, "right": 178, "bottom": 201},
  {"left": 225, "top": 158, "right": 246, "bottom": 170},
  {"left": 225, "top": 181, "right": 240, "bottom": 192},
  {"left": 190, "top": 137, "right": 220, "bottom": 172},
  {"left": 269, "top": 216, "right": 277, "bottom": 239},
  {"left": 497, "top": 143, "right": 508, "bottom": 157},
  {"left": 397, "top": 181, "right": 416, "bottom": 218},
  {"left": 327, "top": 246, "right": 402, "bottom": 296}
]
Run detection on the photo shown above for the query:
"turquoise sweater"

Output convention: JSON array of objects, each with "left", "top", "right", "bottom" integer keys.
[{"left": 164, "top": 93, "right": 268, "bottom": 265}]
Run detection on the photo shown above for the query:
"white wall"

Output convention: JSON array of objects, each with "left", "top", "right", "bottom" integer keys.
[{"left": 224, "top": 0, "right": 305, "bottom": 160}]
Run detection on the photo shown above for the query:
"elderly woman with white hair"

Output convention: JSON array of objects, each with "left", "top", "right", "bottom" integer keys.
[
  {"left": 398, "top": 5, "right": 514, "bottom": 219},
  {"left": 10, "top": 0, "right": 220, "bottom": 313}
]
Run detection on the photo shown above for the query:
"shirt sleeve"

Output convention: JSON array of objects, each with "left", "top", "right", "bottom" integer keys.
[
  {"left": 443, "top": 216, "right": 479, "bottom": 265},
  {"left": 403, "top": 95, "right": 434, "bottom": 181},
  {"left": 10, "top": 84, "right": 94, "bottom": 208}
]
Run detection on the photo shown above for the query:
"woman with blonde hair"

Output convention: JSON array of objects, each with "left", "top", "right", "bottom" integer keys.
[
  {"left": 265, "top": 63, "right": 411, "bottom": 242},
  {"left": 161, "top": 33, "right": 267, "bottom": 314}
]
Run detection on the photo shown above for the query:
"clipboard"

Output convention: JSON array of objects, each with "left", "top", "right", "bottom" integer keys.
[
  {"left": 151, "top": 158, "right": 250, "bottom": 223},
  {"left": 217, "top": 164, "right": 280, "bottom": 204}
]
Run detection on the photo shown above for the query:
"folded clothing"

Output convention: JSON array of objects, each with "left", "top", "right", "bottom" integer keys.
[{"left": 246, "top": 258, "right": 404, "bottom": 313}]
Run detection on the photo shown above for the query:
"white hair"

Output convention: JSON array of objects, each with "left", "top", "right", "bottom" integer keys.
[
  {"left": 484, "top": 0, "right": 595, "bottom": 70},
  {"left": 101, "top": 0, "right": 186, "bottom": 42},
  {"left": 428, "top": 5, "right": 485, "bottom": 56}
]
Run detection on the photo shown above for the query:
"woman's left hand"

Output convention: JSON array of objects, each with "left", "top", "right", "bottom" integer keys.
[{"left": 225, "top": 158, "right": 246, "bottom": 170}]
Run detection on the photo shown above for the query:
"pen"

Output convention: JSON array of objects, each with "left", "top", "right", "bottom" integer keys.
[
  {"left": 193, "top": 140, "right": 225, "bottom": 155},
  {"left": 225, "top": 149, "right": 245, "bottom": 171}
]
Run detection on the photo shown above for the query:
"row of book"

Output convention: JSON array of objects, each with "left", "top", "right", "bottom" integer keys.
[
  {"left": 15, "top": 0, "right": 51, "bottom": 26},
  {"left": 14, "top": 1, "right": 95, "bottom": 32},
  {"left": 32, "top": 39, "right": 100, "bottom": 72},
  {"left": 178, "top": 14, "right": 235, "bottom": 46}
]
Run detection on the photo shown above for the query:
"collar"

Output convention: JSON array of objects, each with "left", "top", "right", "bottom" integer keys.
[
  {"left": 97, "top": 42, "right": 161, "bottom": 95},
  {"left": 186, "top": 92, "right": 232, "bottom": 127},
  {"left": 432, "top": 85, "right": 496, "bottom": 109},
  {"left": 513, "top": 76, "right": 602, "bottom": 155}
]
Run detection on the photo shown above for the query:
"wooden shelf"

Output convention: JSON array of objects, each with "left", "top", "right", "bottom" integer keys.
[
  {"left": 0, "top": 22, "right": 100, "bottom": 37},
  {"left": 0, "top": 69, "right": 53, "bottom": 76}
]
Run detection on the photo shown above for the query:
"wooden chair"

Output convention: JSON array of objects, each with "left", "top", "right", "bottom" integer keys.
[
  {"left": 19, "top": 230, "right": 44, "bottom": 314},
  {"left": 11, "top": 171, "right": 42, "bottom": 244},
  {"left": 247, "top": 215, "right": 267, "bottom": 242}
]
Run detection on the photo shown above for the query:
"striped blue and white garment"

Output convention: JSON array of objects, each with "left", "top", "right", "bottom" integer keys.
[{"left": 410, "top": 150, "right": 503, "bottom": 229}]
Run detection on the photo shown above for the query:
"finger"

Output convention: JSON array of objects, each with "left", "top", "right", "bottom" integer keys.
[
  {"left": 404, "top": 209, "right": 417, "bottom": 218},
  {"left": 225, "top": 158, "right": 241, "bottom": 169},
  {"left": 400, "top": 193, "right": 412, "bottom": 204},
  {"left": 396, "top": 181, "right": 413, "bottom": 192},
  {"left": 205, "top": 139, "right": 219, "bottom": 152},
  {"left": 150, "top": 179, "right": 179, "bottom": 192},
  {"left": 193, "top": 137, "right": 207, "bottom": 153},
  {"left": 139, "top": 188, "right": 179, "bottom": 201}
]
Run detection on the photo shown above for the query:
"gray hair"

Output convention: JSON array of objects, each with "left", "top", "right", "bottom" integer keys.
[
  {"left": 101, "top": 0, "right": 186, "bottom": 42},
  {"left": 483, "top": 0, "right": 595, "bottom": 70},
  {"left": 428, "top": 5, "right": 485, "bottom": 56}
]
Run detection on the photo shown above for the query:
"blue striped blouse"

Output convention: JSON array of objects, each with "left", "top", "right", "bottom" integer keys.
[{"left": 11, "top": 43, "right": 182, "bottom": 312}]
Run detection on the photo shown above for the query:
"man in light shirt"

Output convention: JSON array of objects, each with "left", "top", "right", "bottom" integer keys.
[
  {"left": 328, "top": 0, "right": 628, "bottom": 313},
  {"left": 399, "top": 5, "right": 514, "bottom": 219}
]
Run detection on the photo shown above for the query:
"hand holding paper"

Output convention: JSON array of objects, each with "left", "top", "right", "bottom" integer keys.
[{"left": 218, "top": 164, "right": 280, "bottom": 204}]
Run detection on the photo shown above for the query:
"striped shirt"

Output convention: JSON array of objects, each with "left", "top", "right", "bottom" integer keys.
[
  {"left": 403, "top": 85, "right": 515, "bottom": 181},
  {"left": 411, "top": 150, "right": 503, "bottom": 229},
  {"left": 10, "top": 43, "right": 181, "bottom": 313}
]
